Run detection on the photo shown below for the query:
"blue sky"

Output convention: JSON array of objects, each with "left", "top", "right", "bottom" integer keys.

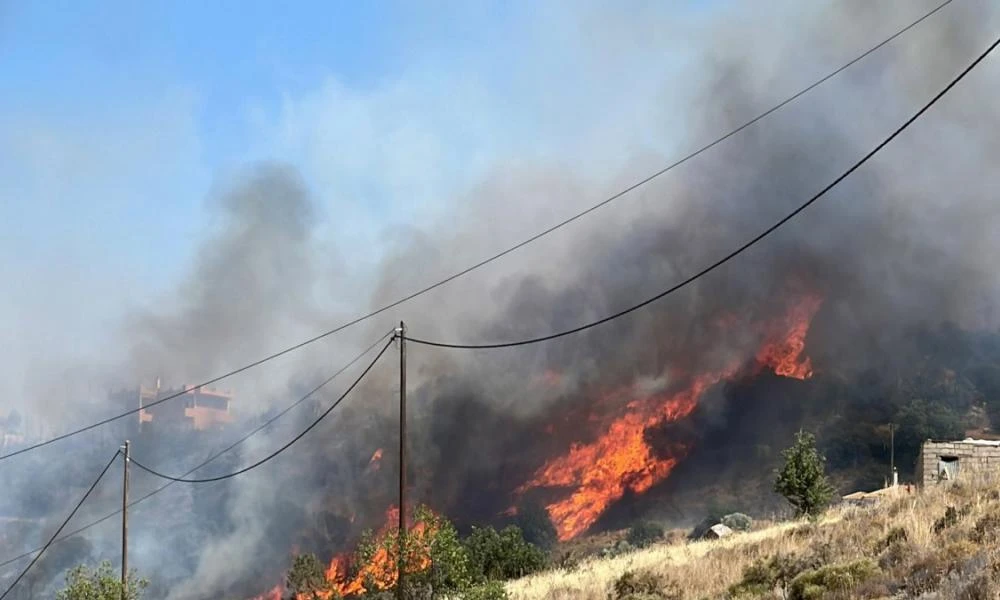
[{"left": 0, "top": 0, "right": 725, "bottom": 415}]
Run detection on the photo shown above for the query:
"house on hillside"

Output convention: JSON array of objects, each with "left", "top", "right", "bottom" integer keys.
[{"left": 917, "top": 438, "right": 1000, "bottom": 486}]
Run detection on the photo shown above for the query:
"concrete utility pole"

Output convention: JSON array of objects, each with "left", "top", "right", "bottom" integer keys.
[
  {"left": 121, "top": 440, "right": 130, "bottom": 600},
  {"left": 396, "top": 321, "right": 407, "bottom": 600}
]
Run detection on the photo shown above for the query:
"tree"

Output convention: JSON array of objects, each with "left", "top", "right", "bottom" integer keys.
[
  {"left": 774, "top": 430, "right": 834, "bottom": 517},
  {"left": 55, "top": 561, "right": 148, "bottom": 600},
  {"left": 286, "top": 553, "right": 335, "bottom": 600}
]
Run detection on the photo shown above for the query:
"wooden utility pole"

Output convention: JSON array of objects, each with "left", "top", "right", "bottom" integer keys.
[
  {"left": 121, "top": 440, "right": 130, "bottom": 600},
  {"left": 397, "top": 322, "right": 407, "bottom": 600}
]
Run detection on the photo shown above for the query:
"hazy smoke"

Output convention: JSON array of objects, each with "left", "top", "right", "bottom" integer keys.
[{"left": 5, "top": 1, "right": 1000, "bottom": 598}]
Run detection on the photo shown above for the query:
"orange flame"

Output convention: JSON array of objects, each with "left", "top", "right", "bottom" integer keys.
[
  {"left": 520, "top": 295, "right": 822, "bottom": 540},
  {"left": 755, "top": 293, "right": 822, "bottom": 380},
  {"left": 369, "top": 448, "right": 384, "bottom": 471},
  {"left": 325, "top": 506, "right": 437, "bottom": 597},
  {"left": 248, "top": 585, "right": 281, "bottom": 600}
]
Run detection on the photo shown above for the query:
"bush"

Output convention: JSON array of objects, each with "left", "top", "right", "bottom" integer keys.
[
  {"left": 609, "top": 570, "right": 681, "bottom": 600},
  {"left": 721, "top": 513, "right": 753, "bottom": 533},
  {"left": 626, "top": 521, "right": 665, "bottom": 549},
  {"left": 600, "top": 540, "right": 634, "bottom": 559},
  {"left": 350, "top": 506, "right": 473, "bottom": 596},
  {"left": 56, "top": 561, "right": 149, "bottom": 600},
  {"left": 286, "top": 553, "right": 335, "bottom": 600},
  {"left": 417, "top": 507, "right": 474, "bottom": 593},
  {"left": 729, "top": 555, "right": 815, "bottom": 598},
  {"left": 463, "top": 525, "right": 546, "bottom": 582},
  {"left": 971, "top": 510, "right": 1000, "bottom": 543},
  {"left": 511, "top": 501, "right": 558, "bottom": 551},
  {"left": 787, "top": 560, "right": 879, "bottom": 600},
  {"left": 877, "top": 540, "right": 917, "bottom": 571},
  {"left": 933, "top": 506, "right": 961, "bottom": 534},
  {"left": 878, "top": 526, "right": 908, "bottom": 550},
  {"left": 461, "top": 580, "right": 509, "bottom": 600}
]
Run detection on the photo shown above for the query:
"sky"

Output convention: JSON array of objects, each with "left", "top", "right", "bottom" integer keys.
[{"left": 1, "top": 1, "right": 724, "bottom": 418}]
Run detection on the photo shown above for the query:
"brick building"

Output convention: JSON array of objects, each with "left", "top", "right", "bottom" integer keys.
[{"left": 917, "top": 438, "right": 1000, "bottom": 486}]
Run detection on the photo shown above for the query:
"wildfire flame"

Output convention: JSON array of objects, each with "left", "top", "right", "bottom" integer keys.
[
  {"left": 520, "top": 295, "right": 822, "bottom": 540},
  {"left": 324, "top": 506, "right": 437, "bottom": 597},
  {"left": 368, "top": 448, "right": 384, "bottom": 471},
  {"left": 754, "top": 293, "right": 822, "bottom": 380}
]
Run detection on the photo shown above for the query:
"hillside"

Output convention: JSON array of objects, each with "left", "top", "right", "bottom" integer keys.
[{"left": 506, "top": 481, "right": 1000, "bottom": 599}]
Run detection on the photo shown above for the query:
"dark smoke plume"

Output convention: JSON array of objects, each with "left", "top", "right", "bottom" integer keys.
[{"left": 5, "top": 2, "right": 1000, "bottom": 598}]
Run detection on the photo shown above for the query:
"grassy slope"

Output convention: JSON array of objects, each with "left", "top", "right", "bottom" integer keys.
[{"left": 507, "top": 481, "right": 1000, "bottom": 599}]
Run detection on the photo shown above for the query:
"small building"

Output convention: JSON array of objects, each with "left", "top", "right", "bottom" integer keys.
[
  {"left": 110, "top": 382, "right": 234, "bottom": 434},
  {"left": 917, "top": 438, "right": 1000, "bottom": 486}
]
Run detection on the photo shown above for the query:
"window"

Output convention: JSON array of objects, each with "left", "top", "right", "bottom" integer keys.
[{"left": 938, "top": 456, "right": 959, "bottom": 481}]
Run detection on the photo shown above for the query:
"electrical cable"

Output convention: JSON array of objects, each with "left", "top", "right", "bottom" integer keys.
[
  {"left": 129, "top": 336, "right": 394, "bottom": 483},
  {"left": 0, "top": 451, "right": 120, "bottom": 600},
  {"left": 404, "top": 32, "right": 1000, "bottom": 350},
  {"left": 0, "top": 331, "right": 394, "bottom": 570},
  {"left": 0, "top": 0, "right": 955, "bottom": 463}
]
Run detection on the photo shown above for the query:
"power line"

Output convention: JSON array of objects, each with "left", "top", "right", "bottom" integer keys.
[
  {"left": 405, "top": 32, "right": 1000, "bottom": 350},
  {"left": 0, "top": 0, "right": 954, "bottom": 464},
  {"left": 0, "top": 451, "right": 120, "bottom": 600},
  {"left": 129, "top": 336, "right": 394, "bottom": 483},
  {"left": 0, "top": 331, "right": 394, "bottom": 570}
]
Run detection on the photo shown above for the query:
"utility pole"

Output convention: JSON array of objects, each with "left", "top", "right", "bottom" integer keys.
[
  {"left": 889, "top": 423, "right": 895, "bottom": 479},
  {"left": 121, "top": 440, "right": 130, "bottom": 600},
  {"left": 397, "top": 321, "right": 407, "bottom": 600}
]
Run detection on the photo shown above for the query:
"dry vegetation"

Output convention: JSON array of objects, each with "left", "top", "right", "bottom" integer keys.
[{"left": 506, "top": 480, "right": 1000, "bottom": 599}]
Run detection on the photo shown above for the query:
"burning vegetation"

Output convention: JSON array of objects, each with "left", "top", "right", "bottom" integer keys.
[{"left": 517, "top": 293, "right": 823, "bottom": 540}]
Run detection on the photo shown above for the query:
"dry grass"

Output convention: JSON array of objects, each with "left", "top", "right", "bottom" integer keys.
[{"left": 506, "top": 481, "right": 1000, "bottom": 600}]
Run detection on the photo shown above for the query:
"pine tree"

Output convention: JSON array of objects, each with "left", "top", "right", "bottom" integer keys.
[{"left": 774, "top": 430, "right": 834, "bottom": 517}]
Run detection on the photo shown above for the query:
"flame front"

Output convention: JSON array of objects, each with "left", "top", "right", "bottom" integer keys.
[{"left": 521, "top": 295, "right": 822, "bottom": 540}]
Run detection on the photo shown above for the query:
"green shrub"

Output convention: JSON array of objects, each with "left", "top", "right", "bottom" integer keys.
[
  {"left": 729, "top": 554, "right": 814, "bottom": 598},
  {"left": 511, "top": 501, "right": 558, "bottom": 551},
  {"left": 721, "top": 513, "right": 753, "bottom": 533},
  {"left": 463, "top": 525, "right": 546, "bottom": 582},
  {"left": 609, "top": 570, "right": 681, "bottom": 600},
  {"left": 787, "top": 560, "right": 879, "bottom": 600},
  {"left": 286, "top": 553, "right": 336, "bottom": 600},
  {"left": 626, "top": 521, "right": 665, "bottom": 549},
  {"left": 461, "top": 580, "right": 509, "bottom": 600},
  {"left": 56, "top": 561, "right": 148, "bottom": 600}
]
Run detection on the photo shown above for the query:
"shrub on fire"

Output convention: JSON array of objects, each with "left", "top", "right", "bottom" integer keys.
[{"left": 334, "top": 505, "right": 473, "bottom": 597}]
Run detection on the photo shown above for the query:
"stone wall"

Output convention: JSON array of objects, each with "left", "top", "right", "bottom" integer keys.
[{"left": 918, "top": 441, "right": 1000, "bottom": 486}]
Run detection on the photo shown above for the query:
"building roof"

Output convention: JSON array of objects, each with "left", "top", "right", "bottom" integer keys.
[{"left": 928, "top": 438, "right": 1000, "bottom": 447}]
